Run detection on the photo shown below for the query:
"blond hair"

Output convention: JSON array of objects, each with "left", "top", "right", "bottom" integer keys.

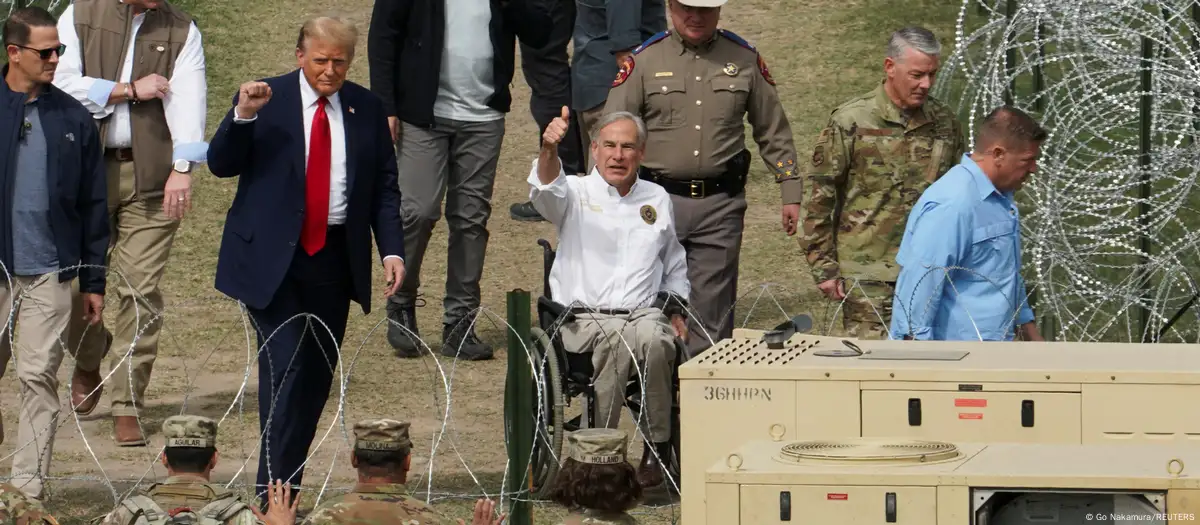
[{"left": 296, "top": 16, "right": 358, "bottom": 56}]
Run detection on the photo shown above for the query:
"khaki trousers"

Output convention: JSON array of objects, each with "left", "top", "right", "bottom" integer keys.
[
  {"left": 0, "top": 274, "right": 73, "bottom": 498},
  {"left": 841, "top": 279, "right": 894, "bottom": 340},
  {"left": 577, "top": 105, "right": 605, "bottom": 175},
  {"left": 560, "top": 309, "right": 676, "bottom": 443},
  {"left": 68, "top": 158, "right": 180, "bottom": 417}
]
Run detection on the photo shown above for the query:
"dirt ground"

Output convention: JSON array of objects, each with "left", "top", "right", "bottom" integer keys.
[{"left": 0, "top": 0, "right": 962, "bottom": 522}]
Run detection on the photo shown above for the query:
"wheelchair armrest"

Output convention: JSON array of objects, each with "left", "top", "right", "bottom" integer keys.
[
  {"left": 652, "top": 291, "right": 690, "bottom": 319},
  {"left": 537, "top": 296, "right": 576, "bottom": 325}
]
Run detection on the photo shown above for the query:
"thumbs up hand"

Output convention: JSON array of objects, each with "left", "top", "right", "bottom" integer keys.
[{"left": 542, "top": 106, "right": 571, "bottom": 152}]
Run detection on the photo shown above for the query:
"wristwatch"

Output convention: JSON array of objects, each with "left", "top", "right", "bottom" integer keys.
[{"left": 172, "top": 159, "right": 193, "bottom": 173}]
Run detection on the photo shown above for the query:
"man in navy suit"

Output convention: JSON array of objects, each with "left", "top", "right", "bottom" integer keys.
[{"left": 206, "top": 16, "right": 405, "bottom": 500}]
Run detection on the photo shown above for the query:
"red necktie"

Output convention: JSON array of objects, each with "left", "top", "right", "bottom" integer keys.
[{"left": 301, "top": 96, "right": 331, "bottom": 255}]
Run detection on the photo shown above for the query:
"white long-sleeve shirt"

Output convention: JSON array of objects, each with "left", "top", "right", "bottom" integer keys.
[
  {"left": 52, "top": 3, "right": 208, "bottom": 162},
  {"left": 528, "top": 158, "right": 689, "bottom": 310}
]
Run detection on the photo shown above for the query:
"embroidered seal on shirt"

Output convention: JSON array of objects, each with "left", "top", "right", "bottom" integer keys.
[
  {"left": 613, "top": 55, "right": 635, "bottom": 87},
  {"left": 640, "top": 205, "right": 657, "bottom": 225},
  {"left": 811, "top": 145, "right": 824, "bottom": 166}
]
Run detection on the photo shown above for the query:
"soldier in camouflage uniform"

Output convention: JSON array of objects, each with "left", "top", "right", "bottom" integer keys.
[
  {"left": 0, "top": 482, "right": 58, "bottom": 524},
  {"left": 98, "top": 415, "right": 295, "bottom": 525},
  {"left": 800, "top": 26, "right": 966, "bottom": 339},
  {"left": 551, "top": 429, "right": 640, "bottom": 525},
  {"left": 306, "top": 419, "right": 502, "bottom": 525}
]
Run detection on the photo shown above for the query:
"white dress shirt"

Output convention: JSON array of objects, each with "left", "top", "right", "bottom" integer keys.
[
  {"left": 52, "top": 2, "right": 208, "bottom": 162},
  {"left": 528, "top": 158, "right": 690, "bottom": 310}
]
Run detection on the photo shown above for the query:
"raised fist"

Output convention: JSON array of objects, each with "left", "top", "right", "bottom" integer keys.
[
  {"left": 542, "top": 105, "right": 570, "bottom": 151},
  {"left": 236, "top": 81, "right": 273, "bottom": 120}
]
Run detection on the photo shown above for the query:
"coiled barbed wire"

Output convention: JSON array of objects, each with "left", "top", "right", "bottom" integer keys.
[{"left": 932, "top": 0, "right": 1200, "bottom": 342}]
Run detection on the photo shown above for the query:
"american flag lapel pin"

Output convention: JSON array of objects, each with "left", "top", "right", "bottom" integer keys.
[{"left": 348, "top": 106, "right": 355, "bottom": 114}]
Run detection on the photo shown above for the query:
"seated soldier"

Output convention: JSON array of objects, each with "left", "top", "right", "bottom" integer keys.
[
  {"left": 99, "top": 415, "right": 296, "bottom": 525},
  {"left": 0, "top": 482, "right": 59, "bottom": 524},
  {"left": 549, "top": 428, "right": 642, "bottom": 525},
  {"left": 528, "top": 107, "right": 689, "bottom": 488},
  {"left": 306, "top": 419, "right": 503, "bottom": 525}
]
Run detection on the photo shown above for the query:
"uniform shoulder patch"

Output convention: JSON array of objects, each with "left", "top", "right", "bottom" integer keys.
[
  {"left": 633, "top": 31, "right": 670, "bottom": 55},
  {"left": 612, "top": 54, "right": 636, "bottom": 87},
  {"left": 757, "top": 55, "right": 775, "bottom": 86},
  {"left": 718, "top": 29, "right": 756, "bottom": 51}
]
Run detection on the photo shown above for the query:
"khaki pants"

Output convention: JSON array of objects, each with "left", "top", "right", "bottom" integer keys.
[
  {"left": 68, "top": 158, "right": 179, "bottom": 417},
  {"left": 842, "top": 279, "right": 895, "bottom": 340},
  {"left": 0, "top": 274, "right": 73, "bottom": 498},
  {"left": 560, "top": 309, "right": 676, "bottom": 443},
  {"left": 577, "top": 105, "right": 605, "bottom": 175}
]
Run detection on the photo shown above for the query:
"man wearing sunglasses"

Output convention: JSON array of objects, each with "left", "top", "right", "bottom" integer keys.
[
  {"left": 1, "top": 7, "right": 108, "bottom": 499},
  {"left": 50, "top": 0, "right": 207, "bottom": 447}
]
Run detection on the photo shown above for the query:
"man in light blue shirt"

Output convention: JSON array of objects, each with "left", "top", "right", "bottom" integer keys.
[{"left": 890, "top": 106, "right": 1046, "bottom": 342}]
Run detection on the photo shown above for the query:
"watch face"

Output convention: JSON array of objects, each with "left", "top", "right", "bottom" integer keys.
[{"left": 174, "top": 160, "right": 191, "bottom": 172}]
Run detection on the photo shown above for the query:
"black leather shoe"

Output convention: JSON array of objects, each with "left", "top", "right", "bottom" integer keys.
[
  {"left": 441, "top": 321, "right": 493, "bottom": 361},
  {"left": 386, "top": 300, "right": 423, "bottom": 357},
  {"left": 509, "top": 201, "right": 545, "bottom": 222}
]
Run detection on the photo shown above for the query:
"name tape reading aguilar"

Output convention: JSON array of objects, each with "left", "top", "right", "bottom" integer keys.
[{"left": 1086, "top": 513, "right": 1195, "bottom": 521}]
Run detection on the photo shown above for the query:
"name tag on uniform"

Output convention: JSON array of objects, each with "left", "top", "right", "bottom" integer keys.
[{"left": 654, "top": 71, "right": 674, "bottom": 78}]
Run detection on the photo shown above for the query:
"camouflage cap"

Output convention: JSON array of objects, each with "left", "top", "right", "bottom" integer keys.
[
  {"left": 353, "top": 419, "right": 411, "bottom": 452},
  {"left": 162, "top": 415, "right": 217, "bottom": 448},
  {"left": 567, "top": 428, "right": 627, "bottom": 465}
]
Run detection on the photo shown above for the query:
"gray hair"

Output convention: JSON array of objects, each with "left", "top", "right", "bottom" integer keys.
[
  {"left": 590, "top": 111, "right": 648, "bottom": 148},
  {"left": 887, "top": 26, "right": 941, "bottom": 61}
]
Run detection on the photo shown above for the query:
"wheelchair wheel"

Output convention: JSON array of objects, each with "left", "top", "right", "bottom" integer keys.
[{"left": 527, "top": 326, "right": 565, "bottom": 498}]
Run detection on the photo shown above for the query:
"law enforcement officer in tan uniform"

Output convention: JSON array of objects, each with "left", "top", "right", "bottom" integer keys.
[
  {"left": 603, "top": 0, "right": 801, "bottom": 354},
  {"left": 800, "top": 26, "right": 966, "bottom": 339},
  {"left": 98, "top": 415, "right": 297, "bottom": 525},
  {"left": 306, "top": 419, "right": 503, "bottom": 525}
]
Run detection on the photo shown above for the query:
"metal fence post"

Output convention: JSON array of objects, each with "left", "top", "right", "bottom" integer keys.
[{"left": 504, "top": 289, "right": 533, "bottom": 525}]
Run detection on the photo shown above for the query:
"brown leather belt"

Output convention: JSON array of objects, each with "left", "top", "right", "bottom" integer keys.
[{"left": 105, "top": 148, "right": 134, "bottom": 162}]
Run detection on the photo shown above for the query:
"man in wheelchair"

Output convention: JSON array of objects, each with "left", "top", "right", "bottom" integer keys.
[{"left": 527, "top": 107, "right": 689, "bottom": 488}]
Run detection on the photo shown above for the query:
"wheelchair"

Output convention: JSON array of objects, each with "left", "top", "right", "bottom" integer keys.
[{"left": 514, "top": 238, "right": 686, "bottom": 498}]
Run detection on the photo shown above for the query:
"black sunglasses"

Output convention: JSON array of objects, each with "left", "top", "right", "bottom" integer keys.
[{"left": 7, "top": 43, "right": 66, "bottom": 60}]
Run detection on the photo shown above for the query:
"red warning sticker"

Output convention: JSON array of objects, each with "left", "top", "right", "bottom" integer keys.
[
  {"left": 827, "top": 493, "right": 848, "bottom": 500},
  {"left": 955, "top": 398, "right": 987, "bottom": 407},
  {"left": 959, "top": 413, "right": 984, "bottom": 420}
]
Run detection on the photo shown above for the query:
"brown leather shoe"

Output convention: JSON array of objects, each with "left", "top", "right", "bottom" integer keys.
[
  {"left": 71, "top": 367, "right": 103, "bottom": 416},
  {"left": 637, "top": 449, "right": 664, "bottom": 488},
  {"left": 113, "top": 416, "right": 146, "bottom": 447}
]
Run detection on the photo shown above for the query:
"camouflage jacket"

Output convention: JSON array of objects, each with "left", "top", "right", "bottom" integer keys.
[
  {"left": 305, "top": 484, "right": 453, "bottom": 525},
  {"left": 800, "top": 81, "right": 965, "bottom": 283},
  {"left": 556, "top": 509, "right": 638, "bottom": 524},
  {"left": 0, "top": 483, "right": 58, "bottom": 525},
  {"left": 99, "top": 475, "right": 259, "bottom": 525}
]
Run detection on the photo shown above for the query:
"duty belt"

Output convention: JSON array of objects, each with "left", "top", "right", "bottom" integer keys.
[{"left": 637, "top": 149, "right": 751, "bottom": 199}]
